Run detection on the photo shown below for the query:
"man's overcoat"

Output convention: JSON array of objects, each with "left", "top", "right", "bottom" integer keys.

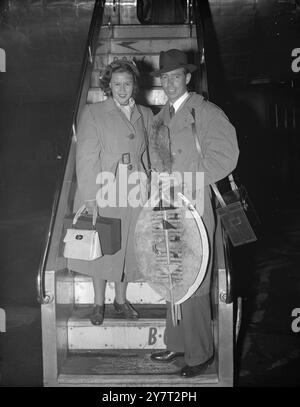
[{"left": 151, "top": 92, "right": 239, "bottom": 296}]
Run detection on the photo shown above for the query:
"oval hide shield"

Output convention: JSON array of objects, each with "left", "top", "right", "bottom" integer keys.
[{"left": 134, "top": 192, "right": 209, "bottom": 304}]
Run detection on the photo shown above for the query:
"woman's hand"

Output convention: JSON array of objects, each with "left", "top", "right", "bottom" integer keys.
[{"left": 84, "top": 199, "right": 98, "bottom": 214}]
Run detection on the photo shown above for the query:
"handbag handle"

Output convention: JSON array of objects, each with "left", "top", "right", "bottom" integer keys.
[{"left": 72, "top": 204, "right": 98, "bottom": 228}]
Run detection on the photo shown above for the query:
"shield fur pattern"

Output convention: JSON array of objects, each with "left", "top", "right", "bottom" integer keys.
[{"left": 134, "top": 199, "right": 204, "bottom": 304}]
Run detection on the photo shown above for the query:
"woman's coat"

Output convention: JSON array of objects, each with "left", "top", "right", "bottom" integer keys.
[{"left": 70, "top": 97, "right": 153, "bottom": 282}]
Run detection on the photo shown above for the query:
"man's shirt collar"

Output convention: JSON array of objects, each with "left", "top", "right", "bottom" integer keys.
[{"left": 170, "top": 91, "right": 189, "bottom": 113}]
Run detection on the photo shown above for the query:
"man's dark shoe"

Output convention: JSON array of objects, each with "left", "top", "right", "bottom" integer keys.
[
  {"left": 113, "top": 299, "right": 139, "bottom": 319},
  {"left": 150, "top": 350, "right": 184, "bottom": 363},
  {"left": 90, "top": 304, "right": 105, "bottom": 326},
  {"left": 180, "top": 356, "right": 214, "bottom": 378}
]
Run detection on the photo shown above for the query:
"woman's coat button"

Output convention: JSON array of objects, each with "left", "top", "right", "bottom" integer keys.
[{"left": 128, "top": 133, "right": 135, "bottom": 139}]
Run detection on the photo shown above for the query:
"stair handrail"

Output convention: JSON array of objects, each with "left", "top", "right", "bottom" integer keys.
[
  {"left": 192, "top": 0, "right": 233, "bottom": 303},
  {"left": 37, "top": 0, "right": 106, "bottom": 304}
]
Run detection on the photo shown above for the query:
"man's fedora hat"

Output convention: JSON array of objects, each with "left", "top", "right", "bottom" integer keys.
[{"left": 151, "top": 49, "right": 197, "bottom": 77}]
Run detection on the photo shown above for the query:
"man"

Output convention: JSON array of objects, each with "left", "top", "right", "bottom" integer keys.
[{"left": 149, "top": 49, "right": 239, "bottom": 378}]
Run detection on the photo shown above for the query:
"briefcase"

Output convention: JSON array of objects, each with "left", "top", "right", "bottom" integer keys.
[
  {"left": 64, "top": 206, "right": 121, "bottom": 255},
  {"left": 212, "top": 177, "right": 260, "bottom": 247}
]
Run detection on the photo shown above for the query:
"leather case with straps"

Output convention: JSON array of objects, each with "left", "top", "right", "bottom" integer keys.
[{"left": 190, "top": 107, "right": 260, "bottom": 246}]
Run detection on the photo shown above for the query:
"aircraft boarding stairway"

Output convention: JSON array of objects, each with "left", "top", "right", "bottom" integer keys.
[{"left": 37, "top": 0, "right": 235, "bottom": 387}]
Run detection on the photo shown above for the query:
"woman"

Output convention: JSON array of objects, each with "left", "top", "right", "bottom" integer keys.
[{"left": 72, "top": 59, "right": 153, "bottom": 325}]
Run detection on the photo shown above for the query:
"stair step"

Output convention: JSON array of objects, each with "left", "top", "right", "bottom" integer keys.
[
  {"left": 92, "top": 25, "right": 197, "bottom": 90},
  {"left": 90, "top": 68, "right": 162, "bottom": 88},
  {"left": 70, "top": 304, "right": 166, "bottom": 321},
  {"left": 96, "top": 38, "right": 195, "bottom": 55},
  {"left": 74, "top": 277, "right": 165, "bottom": 305},
  {"left": 93, "top": 52, "right": 160, "bottom": 71},
  {"left": 58, "top": 350, "right": 218, "bottom": 386},
  {"left": 68, "top": 305, "right": 167, "bottom": 350},
  {"left": 110, "top": 24, "right": 196, "bottom": 39},
  {"left": 87, "top": 86, "right": 167, "bottom": 106}
]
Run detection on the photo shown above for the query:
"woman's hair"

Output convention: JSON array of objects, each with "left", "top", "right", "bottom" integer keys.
[{"left": 100, "top": 59, "right": 140, "bottom": 97}]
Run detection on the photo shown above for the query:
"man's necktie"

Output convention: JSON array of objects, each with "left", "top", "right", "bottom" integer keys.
[{"left": 169, "top": 104, "right": 175, "bottom": 119}]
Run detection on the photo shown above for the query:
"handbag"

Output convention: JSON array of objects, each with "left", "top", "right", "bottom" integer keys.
[
  {"left": 211, "top": 175, "right": 261, "bottom": 246},
  {"left": 190, "top": 107, "right": 260, "bottom": 247},
  {"left": 63, "top": 205, "right": 121, "bottom": 255},
  {"left": 63, "top": 206, "right": 102, "bottom": 260}
]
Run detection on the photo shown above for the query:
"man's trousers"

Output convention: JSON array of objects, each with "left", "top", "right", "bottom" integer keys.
[{"left": 165, "top": 293, "right": 214, "bottom": 366}]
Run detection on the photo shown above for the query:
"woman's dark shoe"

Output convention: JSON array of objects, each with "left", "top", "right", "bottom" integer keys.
[
  {"left": 113, "top": 299, "right": 139, "bottom": 319},
  {"left": 90, "top": 304, "right": 105, "bottom": 326}
]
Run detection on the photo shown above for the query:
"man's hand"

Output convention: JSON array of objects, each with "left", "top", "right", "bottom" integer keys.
[
  {"left": 153, "top": 171, "right": 183, "bottom": 204},
  {"left": 158, "top": 172, "right": 182, "bottom": 191}
]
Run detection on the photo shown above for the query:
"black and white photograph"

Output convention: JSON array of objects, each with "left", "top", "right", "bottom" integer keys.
[{"left": 0, "top": 0, "right": 299, "bottom": 391}]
